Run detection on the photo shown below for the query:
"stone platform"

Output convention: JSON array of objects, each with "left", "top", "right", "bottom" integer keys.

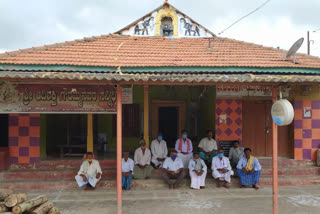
[{"left": 1, "top": 159, "right": 319, "bottom": 190}]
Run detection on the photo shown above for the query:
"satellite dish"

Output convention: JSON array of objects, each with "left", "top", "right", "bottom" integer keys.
[{"left": 286, "top": 38, "right": 304, "bottom": 64}]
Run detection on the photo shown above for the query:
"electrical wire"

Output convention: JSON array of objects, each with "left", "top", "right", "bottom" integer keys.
[{"left": 218, "top": 0, "right": 272, "bottom": 35}]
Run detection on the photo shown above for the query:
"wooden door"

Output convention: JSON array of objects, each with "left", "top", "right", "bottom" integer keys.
[
  {"left": 243, "top": 101, "right": 268, "bottom": 156},
  {"left": 243, "top": 100, "right": 291, "bottom": 157},
  {"left": 265, "top": 103, "right": 292, "bottom": 157}
]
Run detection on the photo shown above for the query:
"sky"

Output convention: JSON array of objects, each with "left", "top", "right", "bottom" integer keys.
[{"left": 0, "top": 0, "right": 320, "bottom": 57}]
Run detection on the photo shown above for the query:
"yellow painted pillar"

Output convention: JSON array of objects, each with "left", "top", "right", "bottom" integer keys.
[
  {"left": 87, "top": 114, "right": 93, "bottom": 152},
  {"left": 144, "top": 85, "right": 149, "bottom": 147}
]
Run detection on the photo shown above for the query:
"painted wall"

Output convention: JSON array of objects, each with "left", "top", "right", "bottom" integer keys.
[
  {"left": 40, "top": 85, "right": 216, "bottom": 153},
  {"left": 110, "top": 85, "right": 216, "bottom": 150},
  {"left": 215, "top": 99, "right": 243, "bottom": 145},
  {"left": 8, "top": 114, "right": 40, "bottom": 164},
  {"left": 292, "top": 85, "right": 320, "bottom": 161},
  {"left": 120, "top": 7, "right": 213, "bottom": 38}
]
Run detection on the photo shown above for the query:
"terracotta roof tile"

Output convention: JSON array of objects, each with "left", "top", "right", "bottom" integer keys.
[{"left": 0, "top": 35, "right": 320, "bottom": 69}]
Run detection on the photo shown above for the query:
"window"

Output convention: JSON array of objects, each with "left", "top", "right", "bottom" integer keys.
[{"left": 113, "top": 104, "right": 140, "bottom": 137}]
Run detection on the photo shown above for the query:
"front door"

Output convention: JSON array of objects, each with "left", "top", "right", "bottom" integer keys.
[
  {"left": 151, "top": 100, "right": 186, "bottom": 148},
  {"left": 159, "top": 107, "right": 178, "bottom": 148},
  {"left": 243, "top": 100, "right": 291, "bottom": 157}
]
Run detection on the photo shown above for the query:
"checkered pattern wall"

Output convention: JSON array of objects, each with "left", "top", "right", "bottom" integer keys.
[
  {"left": 294, "top": 100, "right": 320, "bottom": 161},
  {"left": 215, "top": 99, "right": 242, "bottom": 144},
  {"left": 8, "top": 114, "right": 40, "bottom": 164}
]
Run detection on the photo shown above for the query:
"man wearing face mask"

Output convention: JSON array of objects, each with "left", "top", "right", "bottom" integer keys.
[
  {"left": 75, "top": 152, "right": 102, "bottom": 190},
  {"left": 151, "top": 132, "right": 168, "bottom": 168},
  {"left": 211, "top": 148, "right": 234, "bottom": 188},
  {"left": 162, "top": 151, "right": 186, "bottom": 189},
  {"left": 188, "top": 153, "right": 207, "bottom": 189},
  {"left": 133, "top": 139, "right": 153, "bottom": 179},
  {"left": 175, "top": 130, "right": 193, "bottom": 168}
]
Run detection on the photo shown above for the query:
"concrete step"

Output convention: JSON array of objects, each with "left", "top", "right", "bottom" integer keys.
[
  {"left": 2, "top": 175, "right": 320, "bottom": 190},
  {"left": 8, "top": 160, "right": 117, "bottom": 171},
  {"left": 2, "top": 166, "right": 319, "bottom": 181},
  {"left": 7, "top": 159, "right": 315, "bottom": 172},
  {"left": 258, "top": 159, "right": 315, "bottom": 167}
]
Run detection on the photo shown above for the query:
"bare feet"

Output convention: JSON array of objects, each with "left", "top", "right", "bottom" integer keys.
[
  {"left": 223, "top": 182, "right": 230, "bottom": 189},
  {"left": 216, "top": 180, "right": 221, "bottom": 188},
  {"left": 253, "top": 185, "right": 260, "bottom": 190}
]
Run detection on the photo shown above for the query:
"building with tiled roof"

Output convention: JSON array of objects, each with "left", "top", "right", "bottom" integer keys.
[{"left": 0, "top": 0, "right": 319, "bottom": 176}]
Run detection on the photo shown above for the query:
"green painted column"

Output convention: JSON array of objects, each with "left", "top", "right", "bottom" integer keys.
[{"left": 40, "top": 114, "right": 47, "bottom": 158}]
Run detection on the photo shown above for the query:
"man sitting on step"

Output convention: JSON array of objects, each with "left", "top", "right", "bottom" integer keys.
[
  {"left": 188, "top": 152, "right": 207, "bottom": 189},
  {"left": 133, "top": 139, "right": 153, "bottom": 179},
  {"left": 162, "top": 151, "right": 186, "bottom": 189},
  {"left": 175, "top": 129, "right": 193, "bottom": 168},
  {"left": 151, "top": 132, "right": 168, "bottom": 169},
  {"left": 75, "top": 152, "right": 102, "bottom": 190},
  {"left": 212, "top": 148, "right": 234, "bottom": 188},
  {"left": 198, "top": 130, "right": 218, "bottom": 166},
  {"left": 122, "top": 151, "right": 134, "bottom": 190},
  {"left": 236, "top": 148, "right": 261, "bottom": 190}
]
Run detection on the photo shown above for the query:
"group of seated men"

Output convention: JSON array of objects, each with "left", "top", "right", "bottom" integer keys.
[{"left": 75, "top": 130, "right": 261, "bottom": 190}]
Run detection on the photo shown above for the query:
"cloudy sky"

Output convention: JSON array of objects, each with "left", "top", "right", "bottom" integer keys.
[{"left": 0, "top": 0, "right": 320, "bottom": 57}]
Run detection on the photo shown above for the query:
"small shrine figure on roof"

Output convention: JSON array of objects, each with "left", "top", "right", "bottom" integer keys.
[{"left": 162, "top": 24, "right": 173, "bottom": 37}]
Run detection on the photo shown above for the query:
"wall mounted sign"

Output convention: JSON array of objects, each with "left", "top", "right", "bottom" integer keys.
[
  {"left": 303, "top": 107, "right": 312, "bottom": 119},
  {"left": 0, "top": 83, "right": 117, "bottom": 113},
  {"left": 217, "top": 85, "right": 290, "bottom": 97},
  {"left": 271, "top": 99, "right": 294, "bottom": 126},
  {"left": 122, "top": 88, "right": 133, "bottom": 104}
]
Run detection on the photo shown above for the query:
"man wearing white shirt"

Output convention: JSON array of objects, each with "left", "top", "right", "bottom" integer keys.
[
  {"left": 175, "top": 130, "right": 193, "bottom": 168},
  {"left": 151, "top": 132, "right": 168, "bottom": 168},
  {"left": 212, "top": 148, "right": 234, "bottom": 188},
  {"left": 198, "top": 130, "right": 218, "bottom": 165},
  {"left": 188, "top": 153, "right": 207, "bottom": 190},
  {"left": 122, "top": 152, "right": 134, "bottom": 190},
  {"left": 162, "top": 151, "right": 186, "bottom": 189},
  {"left": 75, "top": 152, "right": 102, "bottom": 190},
  {"left": 133, "top": 139, "right": 153, "bottom": 179}
]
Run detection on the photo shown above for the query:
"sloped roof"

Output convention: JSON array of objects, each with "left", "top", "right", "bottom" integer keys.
[{"left": 0, "top": 35, "right": 320, "bottom": 71}]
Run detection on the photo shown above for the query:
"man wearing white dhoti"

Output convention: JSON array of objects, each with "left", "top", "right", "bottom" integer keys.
[
  {"left": 75, "top": 152, "right": 102, "bottom": 190},
  {"left": 175, "top": 130, "right": 193, "bottom": 168},
  {"left": 151, "top": 132, "right": 168, "bottom": 168},
  {"left": 188, "top": 153, "right": 207, "bottom": 189},
  {"left": 133, "top": 139, "right": 153, "bottom": 179},
  {"left": 212, "top": 148, "right": 234, "bottom": 188}
]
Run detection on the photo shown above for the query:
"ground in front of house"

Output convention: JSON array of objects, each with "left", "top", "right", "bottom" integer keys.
[{"left": 20, "top": 185, "right": 320, "bottom": 214}]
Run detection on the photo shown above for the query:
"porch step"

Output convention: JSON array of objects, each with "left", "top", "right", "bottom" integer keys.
[
  {"left": 2, "top": 166, "right": 319, "bottom": 181},
  {"left": 7, "top": 159, "right": 315, "bottom": 171},
  {"left": 8, "top": 160, "right": 116, "bottom": 170},
  {"left": 2, "top": 175, "right": 320, "bottom": 190}
]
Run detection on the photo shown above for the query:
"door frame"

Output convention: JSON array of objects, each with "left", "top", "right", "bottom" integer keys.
[{"left": 151, "top": 100, "right": 186, "bottom": 139}]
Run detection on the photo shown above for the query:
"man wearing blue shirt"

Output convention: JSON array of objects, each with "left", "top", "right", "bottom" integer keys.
[
  {"left": 236, "top": 148, "right": 261, "bottom": 190},
  {"left": 162, "top": 151, "right": 186, "bottom": 189}
]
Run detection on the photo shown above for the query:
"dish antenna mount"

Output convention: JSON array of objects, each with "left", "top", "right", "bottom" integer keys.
[{"left": 286, "top": 38, "right": 304, "bottom": 64}]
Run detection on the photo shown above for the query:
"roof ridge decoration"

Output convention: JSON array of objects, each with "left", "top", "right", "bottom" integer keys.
[{"left": 114, "top": 1, "right": 216, "bottom": 38}]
